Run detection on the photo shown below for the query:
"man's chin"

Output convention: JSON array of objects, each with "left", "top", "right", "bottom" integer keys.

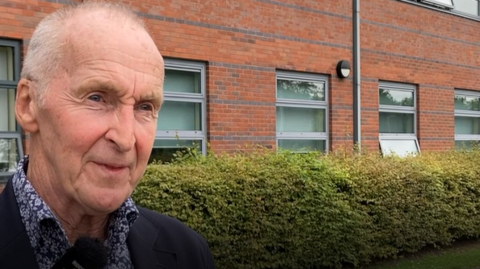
[{"left": 80, "top": 189, "right": 130, "bottom": 214}]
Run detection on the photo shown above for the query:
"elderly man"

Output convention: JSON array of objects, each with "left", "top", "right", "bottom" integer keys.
[{"left": 0, "top": 2, "right": 216, "bottom": 269}]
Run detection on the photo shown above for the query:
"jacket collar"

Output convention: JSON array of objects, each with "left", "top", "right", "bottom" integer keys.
[
  {"left": 0, "top": 178, "right": 39, "bottom": 269},
  {"left": 127, "top": 211, "right": 178, "bottom": 269}
]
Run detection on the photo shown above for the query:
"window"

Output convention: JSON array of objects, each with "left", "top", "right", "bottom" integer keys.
[
  {"left": 419, "top": 0, "right": 454, "bottom": 9},
  {"left": 453, "top": 0, "right": 479, "bottom": 15},
  {"left": 454, "top": 90, "right": 480, "bottom": 149},
  {"left": 276, "top": 71, "right": 328, "bottom": 153},
  {"left": 379, "top": 82, "right": 419, "bottom": 156},
  {"left": 0, "top": 40, "right": 22, "bottom": 181},
  {"left": 408, "top": 0, "right": 480, "bottom": 16},
  {"left": 150, "top": 59, "right": 206, "bottom": 163}
]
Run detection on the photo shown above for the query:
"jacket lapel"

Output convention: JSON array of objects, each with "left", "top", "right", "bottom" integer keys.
[
  {"left": 127, "top": 212, "right": 177, "bottom": 269},
  {"left": 0, "top": 179, "right": 39, "bottom": 269}
]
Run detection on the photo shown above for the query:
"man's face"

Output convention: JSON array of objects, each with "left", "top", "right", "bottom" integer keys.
[{"left": 34, "top": 14, "right": 164, "bottom": 215}]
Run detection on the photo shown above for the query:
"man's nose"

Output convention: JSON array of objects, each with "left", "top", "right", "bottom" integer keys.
[{"left": 105, "top": 106, "right": 136, "bottom": 152}]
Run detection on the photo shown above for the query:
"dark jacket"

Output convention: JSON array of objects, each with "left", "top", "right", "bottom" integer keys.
[{"left": 0, "top": 178, "right": 216, "bottom": 269}]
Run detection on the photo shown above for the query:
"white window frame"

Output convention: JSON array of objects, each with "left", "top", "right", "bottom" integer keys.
[
  {"left": 275, "top": 71, "right": 329, "bottom": 153},
  {"left": 0, "top": 40, "right": 22, "bottom": 181},
  {"left": 155, "top": 59, "right": 206, "bottom": 155},
  {"left": 379, "top": 82, "right": 420, "bottom": 156},
  {"left": 454, "top": 89, "right": 480, "bottom": 145},
  {"left": 419, "top": 0, "right": 454, "bottom": 10}
]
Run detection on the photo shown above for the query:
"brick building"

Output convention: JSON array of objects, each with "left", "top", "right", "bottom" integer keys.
[{"left": 1, "top": 0, "right": 480, "bottom": 185}]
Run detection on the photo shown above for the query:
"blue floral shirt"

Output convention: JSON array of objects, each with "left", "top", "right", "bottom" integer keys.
[{"left": 12, "top": 156, "right": 139, "bottom": 269}]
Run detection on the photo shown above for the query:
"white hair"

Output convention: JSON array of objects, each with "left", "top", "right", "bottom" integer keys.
[{"left": 21, "top": 1, "right": 147, "bottom": 106}]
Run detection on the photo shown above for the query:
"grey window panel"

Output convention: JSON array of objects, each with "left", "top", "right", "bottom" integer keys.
[
  {"left": 159, "top": 59, "right": 206, "bottom": 156},
  {"left": 275, "top": 71, "right": 330, "bottom": 152}
]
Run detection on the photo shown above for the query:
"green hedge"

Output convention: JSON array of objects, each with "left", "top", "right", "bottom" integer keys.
[{"left": 132, "top": 148, "right": 480, "bottom": 269}]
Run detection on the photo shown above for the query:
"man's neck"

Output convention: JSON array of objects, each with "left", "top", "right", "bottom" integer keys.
[{"left": 56, "top": 213, "right": 110, "bottom": 245}]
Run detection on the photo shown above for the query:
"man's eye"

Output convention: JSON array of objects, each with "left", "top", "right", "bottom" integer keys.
[
  {"left": 87, "top": 94, "right": 103, "bottom": 102},
  {"left": 139, "top": 103, "right": 154, "bottom": 111}
]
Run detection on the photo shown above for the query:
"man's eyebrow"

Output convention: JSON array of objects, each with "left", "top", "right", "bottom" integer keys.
[
  {"left": 139, "top": 87, "right": 164, "bottom": 103},
  {"left": 76, "top": 79, "right": 118, "bottom": 94},
  {"left": 140, "top": 90, "right": 161, "bottom": 99}
]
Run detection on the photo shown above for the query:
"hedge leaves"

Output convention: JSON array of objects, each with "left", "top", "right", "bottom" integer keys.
[{"left": 133, "top": 149, "right": 480, "bottom": 269}]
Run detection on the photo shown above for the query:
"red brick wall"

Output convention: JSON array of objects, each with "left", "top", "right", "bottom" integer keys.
[
  {"left": 1, "top": 0, "right": 478, "bottom": 153},
  {"left": 362, "top": 0, "right": 480, "bottom": 151}
]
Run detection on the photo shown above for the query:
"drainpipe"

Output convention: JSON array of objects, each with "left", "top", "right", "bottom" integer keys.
[{"left": 353, "top": 0, "right": 361, "bottom": 151}]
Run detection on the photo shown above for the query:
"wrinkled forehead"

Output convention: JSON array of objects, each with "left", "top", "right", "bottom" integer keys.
[
  {"left": 45, "top": 11, "right": 165, "bottom": 100},
  {"left": 62, "top": 10, "right": 158, "bottom": 60},
  {"left": 61, "top": 10, "right": 164, "bottom": 80}
]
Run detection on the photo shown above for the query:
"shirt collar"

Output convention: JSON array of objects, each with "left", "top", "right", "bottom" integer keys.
[{"left": 12, "top": 155, "right": 60, "bottom": 249}]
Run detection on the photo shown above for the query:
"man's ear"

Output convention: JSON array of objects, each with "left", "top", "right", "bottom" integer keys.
[{"left": 15, "top": 78, "right": 39, "bottom": 133}]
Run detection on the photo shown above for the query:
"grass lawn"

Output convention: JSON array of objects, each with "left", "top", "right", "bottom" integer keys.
[{"left": 362, "top": 239, "right": 480, "bottom": 269}]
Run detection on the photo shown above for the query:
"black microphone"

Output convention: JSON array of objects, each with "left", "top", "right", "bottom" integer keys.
[{"left": 50, "top": 237, "right": 108, "bottom": 269}]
